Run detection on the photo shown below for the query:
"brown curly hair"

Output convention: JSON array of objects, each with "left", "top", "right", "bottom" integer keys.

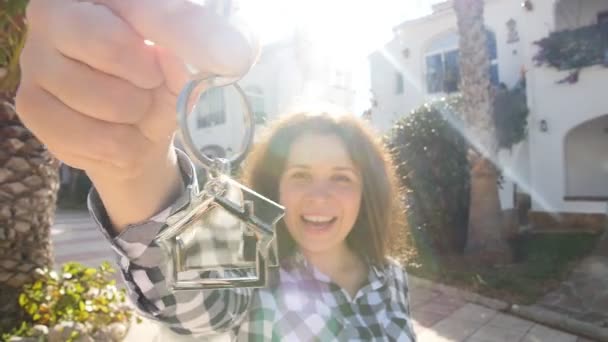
[{"left": 240, "top": 111, "right": 404, "bottom": 266}]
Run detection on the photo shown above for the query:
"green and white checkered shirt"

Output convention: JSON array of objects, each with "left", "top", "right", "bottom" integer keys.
[{"left": 88, "top": 150, "right": 416, "bottom": 341}]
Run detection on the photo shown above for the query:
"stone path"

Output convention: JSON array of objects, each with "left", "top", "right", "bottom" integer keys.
[
  {"left": 537, "top": 231, "right": 608, "bottom": 330},
  {"left": 409, "top": 284, "right": 589, "bottom": 342},
  {"left": 51, "top": 210, "right": 590, "bottom": 341}
]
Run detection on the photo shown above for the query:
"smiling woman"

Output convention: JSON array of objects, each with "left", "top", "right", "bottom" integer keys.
[
  {"left": 280, "top": 133, "right": 363, "bottom": 255},
  {"left": 86, "top": 110, "right": 416, "bottom": 341},
  {"left": 232, "top": 110, "right": 415, "bottom": 339},
  {"left": 242, "top": 111, "right": 401, "bottom": 267}
]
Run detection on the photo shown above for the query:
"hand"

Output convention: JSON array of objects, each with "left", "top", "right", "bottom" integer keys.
[
  {"left": 16, "top": 0, "right": 259, "bottom": 229},
  {"left": 17, "top": 0, "right": 258, "bottom": 181}
]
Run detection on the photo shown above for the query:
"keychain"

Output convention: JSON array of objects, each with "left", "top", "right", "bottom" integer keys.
[{"left": 154, "top": 76, "right": 285, "bottom": 291}]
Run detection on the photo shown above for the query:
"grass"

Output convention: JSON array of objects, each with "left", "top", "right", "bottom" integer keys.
[{"left": 393, "top": 229, "right": 600, "bottom": 304}]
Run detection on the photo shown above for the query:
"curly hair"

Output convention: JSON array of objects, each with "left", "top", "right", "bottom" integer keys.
[{"left": 240, "top": 111, "right": 404, "bottom": 266}]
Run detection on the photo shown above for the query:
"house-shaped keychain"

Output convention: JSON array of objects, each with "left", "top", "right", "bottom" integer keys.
[{"left": 155, "top": 174, "right": 285, "bottom": 291}]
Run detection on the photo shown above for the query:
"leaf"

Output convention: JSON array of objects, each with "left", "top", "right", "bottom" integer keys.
[
  {"left": 18, "top": 293, "right": 27, "bottom": 307},
  {"left": 27, "top": 303, "right": 38, "bottom": 316}
]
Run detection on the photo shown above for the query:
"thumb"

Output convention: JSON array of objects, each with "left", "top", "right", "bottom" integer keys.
[{"left": 90, "top": 0, "right": 259, "bottom": 78}]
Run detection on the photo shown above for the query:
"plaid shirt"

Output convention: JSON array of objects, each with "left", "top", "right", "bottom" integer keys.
[{"left": 88, "top": 150, "right": 416, "bottom": 341}]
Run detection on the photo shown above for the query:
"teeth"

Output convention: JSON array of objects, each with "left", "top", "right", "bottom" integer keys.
[{"left": 302, "top": 215, "right": 333, "bottom": 223}]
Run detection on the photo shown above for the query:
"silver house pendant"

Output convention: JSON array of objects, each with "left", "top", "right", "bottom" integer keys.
[{"left": 155, "top": 76, "right": 285, "bottom": 291}]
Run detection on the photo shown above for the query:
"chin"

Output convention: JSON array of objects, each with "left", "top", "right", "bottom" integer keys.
[{"left": 296, "top": 239, "right": 345, "bottom": 255}]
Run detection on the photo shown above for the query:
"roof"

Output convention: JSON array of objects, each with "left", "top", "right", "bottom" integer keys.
[{"left": 392, "top": 0, "right": 502, "bottom": 33}]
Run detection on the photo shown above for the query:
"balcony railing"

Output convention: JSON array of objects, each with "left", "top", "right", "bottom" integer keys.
[{"left": 534, "top": 23, "right": 608, "bottom": 71}]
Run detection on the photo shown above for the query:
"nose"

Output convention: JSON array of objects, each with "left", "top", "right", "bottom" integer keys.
[{"left": 304, "top": 180, "right": 332, "bottom": 203}]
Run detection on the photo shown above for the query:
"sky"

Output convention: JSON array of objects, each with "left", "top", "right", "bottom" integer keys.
[{"left": 238, "top": 0, "right": 444, "bottom": 113}]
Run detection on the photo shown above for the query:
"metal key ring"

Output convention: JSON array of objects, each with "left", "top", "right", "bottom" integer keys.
[{"left": 176, "top": 76, "right": 255, "bottom": 173}]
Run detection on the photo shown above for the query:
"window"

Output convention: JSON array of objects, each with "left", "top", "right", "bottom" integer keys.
[
  {"left": 395, "top": 73, "right": 404, "bottom": 94},
  {"left": 426, "top": 53, "right": 445, "bottom": 93},
  {"left": 196, "top": 87, "right": 226, "bottom": 129},
  {"left": 245, "top": 86, "right": 266, "bottom": 124},
  {"left": 426, "top": 50, "right": 460, "bottom": 93},
  {"left": 425, "top": 29, "right": 499, "bottom": 94}
]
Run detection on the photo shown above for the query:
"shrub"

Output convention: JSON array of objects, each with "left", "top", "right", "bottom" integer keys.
[
  {"left": 493, "top": 81, "right": 529, "bottom": 150},
  {"left": 2, "top": 262, "right": 138, "bottom": 342},
  {"left": 388, "top": 96, "right": 470, "bottom": 254},
  {"left": 388, "top": 83, "right": 528, "bottom": 255}
]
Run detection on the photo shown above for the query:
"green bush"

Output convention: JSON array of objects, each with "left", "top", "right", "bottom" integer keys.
[
  {"left": 493, "top": 81, "right": 529, "bottom": 150},
  {"left": 2, "top": 262, "right": 138, "bottom": 342},
  {"left": 388, "top": 96, "right": 470, "bottom": 254},
  {"left": 388, "top": 81, "right": 528, "bottom": 254}
]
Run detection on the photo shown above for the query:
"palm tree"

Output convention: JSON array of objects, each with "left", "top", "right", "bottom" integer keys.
[
  {"left": 0, "top": 1, "right": 60, "bottom": 333},
  {"left": 453, "top": 0, "right": 511, "bottom": 263}
]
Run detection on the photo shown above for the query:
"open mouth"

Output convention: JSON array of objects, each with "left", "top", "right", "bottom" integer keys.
[{"left": 301, "top": 215, "right": 337, "bottom": 229}]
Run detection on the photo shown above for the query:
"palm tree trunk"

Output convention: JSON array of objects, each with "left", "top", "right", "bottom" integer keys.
[
  {"left": 0, "top": 101, "right": 59, "bottom": 333},
  {"left": 0, "top": 1, "right": 60, "bottom": 332},
  {"left": 454, "top": 0, "right": 511, "bottom": 263}
]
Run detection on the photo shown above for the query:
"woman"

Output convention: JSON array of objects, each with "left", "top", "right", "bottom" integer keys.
[
  {"left": 88, "top": 110, "right": 416, "bottom": 341},
  {"left": 16, "top": 1, "right": 413, "bottom": 339}
]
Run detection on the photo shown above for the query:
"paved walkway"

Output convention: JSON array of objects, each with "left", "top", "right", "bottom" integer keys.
[
  {"left": 51, "top": 210, "right": 590, "bottom": 341},
  {"left": 537, "top": 232, "right": 608, "bottom": 330}
]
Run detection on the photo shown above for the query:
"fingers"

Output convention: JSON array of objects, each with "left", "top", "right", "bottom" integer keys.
[
  {"left": 47, "top": 0, "right": 163, "bottom": 89},
  {"left": 21, "top": 44, "right": 153, "bottom": 124},
  {"left": 137, "top": 85, "right": 179, "bottom": 144},
  {"left": 88, "top": 0, "right": 258, "bottom": 77},
  {"left": 15, "top": 83, "right": 150, "bottom": 171}
]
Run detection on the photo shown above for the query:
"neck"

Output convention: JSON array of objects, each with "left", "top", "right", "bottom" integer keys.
[{"left": 301, "top": 243, "right": 364, "bottom": 280}]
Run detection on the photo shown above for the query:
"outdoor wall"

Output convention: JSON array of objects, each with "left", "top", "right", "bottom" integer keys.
[
  {"left": 554, "top": 0, "right": 608, "bottom": 31},
  {"left": 241, "top": 49, "right": 281, "bottom": 121},
  {"left": 565, "top": 114, "right": 608, "bottom": 198},
  {"left": 368, "top": 40, "right": 411, "bottom": 131},
  {"left": 520, "top": 0, "right": 608, "bottom": 215},
  {"left": 527, "top": 66, "right": 608, "bottom": 214}
]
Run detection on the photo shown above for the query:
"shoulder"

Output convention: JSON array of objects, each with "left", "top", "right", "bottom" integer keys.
[{"left": 382, "top": 257, "right": 411, "bottom": 292}]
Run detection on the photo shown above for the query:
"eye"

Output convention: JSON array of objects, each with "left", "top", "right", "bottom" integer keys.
[
  {"left": 332, "top": 174, "right": 353, "bottom": 183},
  {"left": 290, "top": 171, "right": 311, "bottom": 180}
]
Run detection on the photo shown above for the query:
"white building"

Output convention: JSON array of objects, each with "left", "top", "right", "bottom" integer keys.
[
  {"left": 369, "top": 0, "right": 608, "bottom": 231},
  {"left": 185, "top": 33, "right": 356, "bottom": 160}
]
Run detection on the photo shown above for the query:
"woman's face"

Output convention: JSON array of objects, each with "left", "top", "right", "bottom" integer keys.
[{"left": 279, "top": 132, "right": 363, "bottom": 256}]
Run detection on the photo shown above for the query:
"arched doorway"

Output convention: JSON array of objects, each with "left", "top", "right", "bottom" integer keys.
[{"left": 564, "top": 114, "right": 608, "bottom": 200}]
